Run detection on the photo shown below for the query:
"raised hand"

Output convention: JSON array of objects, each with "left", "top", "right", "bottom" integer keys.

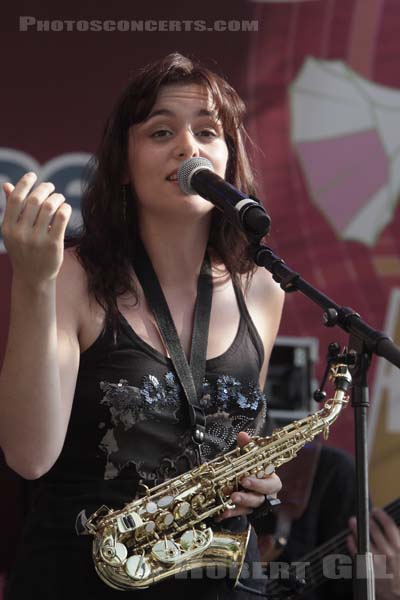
[{"left": 1, "top": 172, "right": 72, "bottom": 287}]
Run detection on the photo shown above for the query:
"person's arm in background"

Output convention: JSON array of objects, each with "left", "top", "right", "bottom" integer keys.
[{"left": 348, "top": 508, "right": 400, "bottom": 599}]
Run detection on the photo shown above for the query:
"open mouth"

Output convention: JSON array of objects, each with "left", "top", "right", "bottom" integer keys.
[{"left": 166, "top": 171, "right": 178, "bottom": 182}]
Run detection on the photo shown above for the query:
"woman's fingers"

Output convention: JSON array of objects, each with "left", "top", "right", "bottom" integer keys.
[
  {"left": 17, "top": 182, "right": 56, "bottom": 228},
  {"left": 33, "top": 193, "right": 67, "bottom": 232},
  {"left": 1, "top": 172, "right": 72, "bottom": 283},
  {"left": 237, "top": 431, "right": 252, "bottom": 448},
  {"left": 3, "top": 172, "right": 37, "bottom": 224},
  {"left": 216, "top": 506, "right": 253, "bottom": 521},
  {"left": 240, "top": 472, "right": 282, "bottom": 497},
  {"left": 228, "top": 431, "right": 282, "bottom": 510},
  {"left": 231, "top": 490, "right": 268, "bottom": 509},
  {"left": 227, "top": 473, "right": 281, "bottom": 517},
  {"left": 48, "top": 201, "right": 72, "bottom": 241},
  {"left": 2, "top": 173, "right": 70, "bottom": 237},
  {"left": 215, "top": 431, "right": 283, "bottom": 521},
  {"left": 2, "top": 182, "right": 15, "bottom": 197}
]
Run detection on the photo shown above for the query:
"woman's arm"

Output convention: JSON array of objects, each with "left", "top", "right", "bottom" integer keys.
[{"left": 0, "top": 173, "right": 81, "bottom": 479}]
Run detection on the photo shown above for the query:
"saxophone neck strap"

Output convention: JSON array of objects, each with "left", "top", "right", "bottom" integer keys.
[{"left": 133, "top": 240, "right": 212, "bottom": 457}]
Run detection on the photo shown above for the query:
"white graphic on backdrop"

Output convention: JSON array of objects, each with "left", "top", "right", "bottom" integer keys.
[
  {"left": 0, "top": 148, "right": 91, "bottom": 253},
  {"left": 290, "top": 57, "right": 400, "bottom": 246}
]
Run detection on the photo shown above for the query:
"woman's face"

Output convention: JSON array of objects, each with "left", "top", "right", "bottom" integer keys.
[{"left": 126, "top": 83, "right": 229, "bottom": 221}]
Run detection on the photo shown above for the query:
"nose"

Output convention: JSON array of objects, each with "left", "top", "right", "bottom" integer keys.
[{"left": 174, "top": 129, "right": 200, "bottom": 159}]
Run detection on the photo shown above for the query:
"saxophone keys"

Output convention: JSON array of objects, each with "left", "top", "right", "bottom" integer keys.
[
  {"left": 163, "top": 512, "right": 174, "bottom": 526},
  {"left": 114, "top": 542, "right": 128, "bottom": 564},
  {"left": 199, "top": 477, "right": 213, "bottom": 491},
  {"left": 100, "top": 541, "right": 128, "bottom": 566},
  {"left": 125, "top": 554, "right": 151, "bottom": 580},
  {"left": 191, "top": 493, "right": 205, "bottom": 511},
  {"left": 151, "top": 539, "right": 181, "bottom": 563},
  {"left": 157, "top": 495, "right": 174, "bottom": 509},
  {"left": 155, "top": 511, "right": 174, "bottom": 531},
  {"left": 179, "top": 528, "right": 208, "bottom": 551},
  {"left": 222, "top": 484, "right": 234, "bottom": 496},
  {"left": 117, "top": 511, "right": 143, "bottom": 533},
  {"left": 145, "top": 501, "right": 158, "bottom": 515},
  {"left": 144, "top": 520, "right": 156, "bottom": 533},
  {"left": 264, "top": 464, "right": 275, "bottom": 475},
  {"left": 174, "top": 501, "right": 190, "bottom": 519}
]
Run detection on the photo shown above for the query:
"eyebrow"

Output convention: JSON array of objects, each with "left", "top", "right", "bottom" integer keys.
[{"left": 145, "top": 108, "right": 217, "bottom": 121}]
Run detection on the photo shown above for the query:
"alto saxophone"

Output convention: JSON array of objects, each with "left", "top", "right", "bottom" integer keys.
[{"left": 84, "top": 363, "right": 351, "bottom": 590}]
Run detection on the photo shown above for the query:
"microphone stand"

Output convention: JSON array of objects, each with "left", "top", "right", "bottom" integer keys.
[{"left": 248, "top": 240, "right": 400, "bottom": 600}]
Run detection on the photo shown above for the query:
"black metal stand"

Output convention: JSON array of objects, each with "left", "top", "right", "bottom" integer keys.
[
  {"left": 248, "top": 241, "right": 400, "bottom": 600},
  {"left": 349, "top": 335, "right": 376, "bottom": 600}
]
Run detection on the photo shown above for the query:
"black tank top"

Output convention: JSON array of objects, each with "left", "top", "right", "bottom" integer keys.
[
  {"left": 8, "top": 283, "right": 269, "bottom": 600},
  {"left": 45, "top": 282, "right": 267, "bottom": 494}
]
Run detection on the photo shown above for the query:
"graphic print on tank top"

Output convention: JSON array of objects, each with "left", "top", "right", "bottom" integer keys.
[{"left": 97, "top": 371, "right": 267, "bottom": 484}]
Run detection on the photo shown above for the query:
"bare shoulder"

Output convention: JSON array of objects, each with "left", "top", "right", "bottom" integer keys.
[
  {"left": 245, "top": 266, "right": 285, "bottom": 311},
  {"left": 244, "top": 266, "right": 285, "bottom": 342},
  {"left": 243, "top": 266, "right": 285, "bottom": 388}
]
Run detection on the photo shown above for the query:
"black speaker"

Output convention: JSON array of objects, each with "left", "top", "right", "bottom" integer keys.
[{"left": 264, "top": 336, "right": 318, "bottom": 422}]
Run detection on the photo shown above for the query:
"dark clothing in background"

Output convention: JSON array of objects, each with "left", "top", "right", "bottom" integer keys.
[{"left": 255, "top": 444, "right": 356, "bottom": 599}]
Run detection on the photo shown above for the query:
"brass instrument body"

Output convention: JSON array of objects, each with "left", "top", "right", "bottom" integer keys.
[{"left": 85, "top": 365, "right": 351, "bottom": 591}]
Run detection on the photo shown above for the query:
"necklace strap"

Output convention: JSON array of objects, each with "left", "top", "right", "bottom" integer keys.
[{"left": 133, "top": 241, "right": 213, "bottom": 461}]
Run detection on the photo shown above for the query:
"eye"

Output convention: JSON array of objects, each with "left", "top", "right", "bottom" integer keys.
[
  {"left": 151, "top": 129, "right": 173, "bottom": 138},
  {"left": 196, "top": 129, "right": 218, "bottom": 139}
]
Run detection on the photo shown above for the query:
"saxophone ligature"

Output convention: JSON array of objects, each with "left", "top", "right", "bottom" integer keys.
[{"left": 83, "top": 359, "right": 351, "bottom": 591}]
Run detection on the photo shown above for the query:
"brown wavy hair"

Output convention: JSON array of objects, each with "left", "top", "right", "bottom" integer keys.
[{"left": 66, "top": 52, "right": 261, "bottom": 330}]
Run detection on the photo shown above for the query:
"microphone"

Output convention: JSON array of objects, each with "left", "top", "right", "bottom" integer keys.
[{"left": 177, "top": 157, "right": 270, "bottom": 237}]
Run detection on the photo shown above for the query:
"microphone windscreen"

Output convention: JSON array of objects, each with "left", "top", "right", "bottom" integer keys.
[{"left": 177, "top": 157, "right": 213, "bottom": 195}]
